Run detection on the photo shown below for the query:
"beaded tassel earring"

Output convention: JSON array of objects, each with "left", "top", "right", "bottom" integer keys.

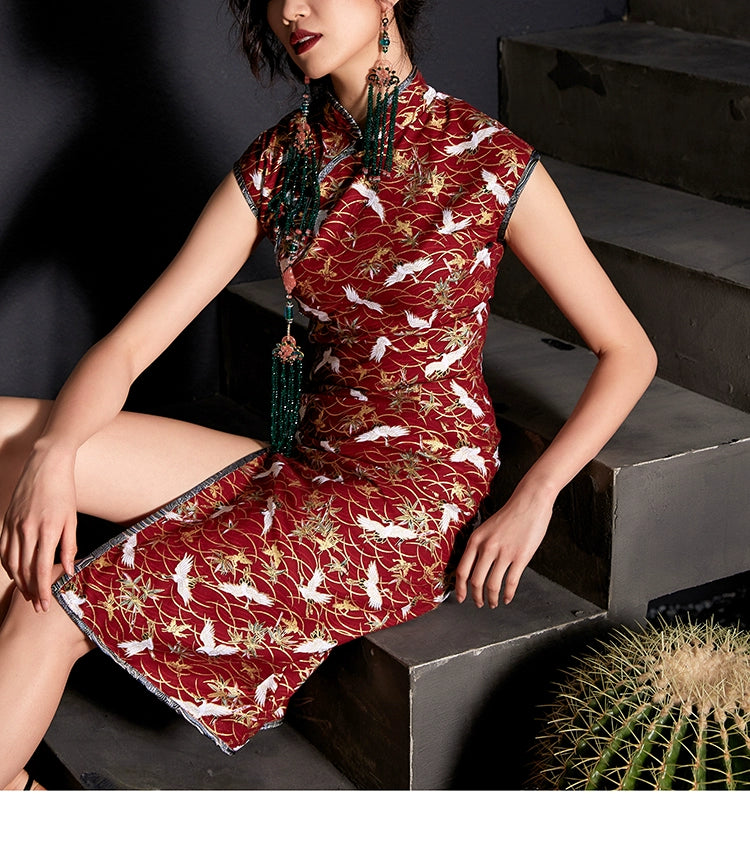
[
  {"left": 363, "top": 14, "right": 400, "bottom": 178},
  {"left": 267, "top": 76, "right": 320, "bottom": 455}
]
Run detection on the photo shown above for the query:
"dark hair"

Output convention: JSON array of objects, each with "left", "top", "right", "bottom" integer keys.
[{"left": 226, "top": 1, "right": 426, "bottom": 81}]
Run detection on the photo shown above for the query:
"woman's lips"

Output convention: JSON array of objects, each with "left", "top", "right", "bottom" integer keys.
[{"left": 290, "top": 30, "right": 322, "bottom": 56}]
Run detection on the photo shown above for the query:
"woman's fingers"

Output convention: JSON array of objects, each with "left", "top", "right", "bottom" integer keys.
[
  {"left": 0, "top": 515, "right": 71, "bottom": 612},
  {"left": 60, "top": 517, "right": 78, "bottom": 578},
  {"left": 34, "top": 524, "right": 63, "bottom": 613},
  {"left": 455, "top": 529, "right": 536, "bottom": 608},
  {"left": 454, "top": 542, "right": 476, "bottom": 603},
  {"left": 0, "top": 528, "right": 23, "bottom": 599},
  {"left": 500, "top": 561, "right": 526, "bottom": 606},
  {"left": 456, "top": 535, "right": 511, "bottom": 608},
  {"left": 469, "top": 550, "right": 501, "bottom": 608}
]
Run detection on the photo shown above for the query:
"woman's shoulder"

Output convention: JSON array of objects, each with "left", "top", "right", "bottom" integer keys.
[
  {"left": 419, "top": 83, "right": 533, "bottom": 156},
  {"left": 405, "top": 78, "right": 538, "bottom": 187}
]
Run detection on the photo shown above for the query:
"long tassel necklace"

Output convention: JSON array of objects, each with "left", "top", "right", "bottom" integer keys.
[
  {"left": 266, "top": 16, "right": 402, "bottom": 454},
  {"left": 267, "top": 76, "right": 320, "bottom": 456}
]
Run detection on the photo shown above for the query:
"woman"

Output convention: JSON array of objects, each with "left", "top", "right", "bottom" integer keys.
[{"left": 0, "top": 0, "right": 656, "bottom": 789}]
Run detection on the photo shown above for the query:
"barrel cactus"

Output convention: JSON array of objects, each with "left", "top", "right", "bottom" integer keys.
[{"left": 531, "top": 620, "right": 750, "bottom": 789}]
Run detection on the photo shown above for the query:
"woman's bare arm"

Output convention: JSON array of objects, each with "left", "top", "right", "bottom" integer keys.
[
  {"left": 39, "top": 173, "right": 260, "bottom": 452},
  {"left": 0, "top": 173, "right": 260, "bottom": 609},
  {"left": 455, "top": 162, "right": 657, "bottom": 607}
]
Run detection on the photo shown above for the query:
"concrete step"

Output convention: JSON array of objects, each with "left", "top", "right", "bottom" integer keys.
[
  {"left": 629, "top": 0, "right": 750, "bottom": 42},
  {"left": 493, "top": 158, "right": 750, "bottom": 412},
  {"left": 36, "top": 650, "right": 355, "bottom": 790},
  {"left": 500, "top": 21, "right": 750, "bottom": 204},
  {"left": 222, "top": 280, "right": 750, "bottom": 625},
  {"left": 287, "top": 569, "right": 606, "bottom": 789}
]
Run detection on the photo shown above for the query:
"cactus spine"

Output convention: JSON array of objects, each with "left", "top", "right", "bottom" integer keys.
[{"left": 531, "top": 620, "right": 750, "bottom": 789}]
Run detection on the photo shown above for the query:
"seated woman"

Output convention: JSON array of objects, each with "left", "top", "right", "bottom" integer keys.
[{"left": 0, "top": 0, "right": 656, "bottom": 789}]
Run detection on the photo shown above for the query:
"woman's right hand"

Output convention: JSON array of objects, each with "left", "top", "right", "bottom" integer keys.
[{"left": 0, "top": 443, "right": 78, "bottom": 613}]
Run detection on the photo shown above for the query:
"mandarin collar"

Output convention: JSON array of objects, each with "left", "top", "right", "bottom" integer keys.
[{"left": 316, "top": 68, "right": 425, "bottom": 149}]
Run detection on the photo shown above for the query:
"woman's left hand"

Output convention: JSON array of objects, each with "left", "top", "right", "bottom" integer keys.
[{"left": 454, "top": 484, "right": 555, "bottom": 608}]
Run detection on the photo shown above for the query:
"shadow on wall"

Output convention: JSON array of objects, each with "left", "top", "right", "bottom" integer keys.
[{"left": 0, "top": 0, "right": 274, "bottom": 409}]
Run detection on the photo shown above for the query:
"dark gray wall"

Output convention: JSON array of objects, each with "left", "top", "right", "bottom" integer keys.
[{"left": 0, "top": 0, "right": 626, "bottom": 407}]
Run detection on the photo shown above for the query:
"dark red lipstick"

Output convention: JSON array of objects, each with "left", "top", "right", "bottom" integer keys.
[{"left": 290, "top": 29, "right": 321, "bottom": 56}]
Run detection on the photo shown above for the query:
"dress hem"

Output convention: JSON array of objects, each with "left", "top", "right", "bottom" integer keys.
[{"left": 52, "top": 445, "right": 271, "bottom": 756}]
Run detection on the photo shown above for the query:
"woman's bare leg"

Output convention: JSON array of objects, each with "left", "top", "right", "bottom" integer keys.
[
  {"left": 0, "top": 395, "right": 266, "bottom": 787},
  {"left": 0, "top": 585, "right": 90, "bottom": 788}
]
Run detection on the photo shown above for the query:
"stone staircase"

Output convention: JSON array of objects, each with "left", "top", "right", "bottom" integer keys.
[{"left": 37, "top": 0, "right": 750, "bottom": 790}]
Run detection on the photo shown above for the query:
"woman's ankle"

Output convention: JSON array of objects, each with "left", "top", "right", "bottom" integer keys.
[{"left": 4, "top": 769, "right": 46, "bottom": 791}]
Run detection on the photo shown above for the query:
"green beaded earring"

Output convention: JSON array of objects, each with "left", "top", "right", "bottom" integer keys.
[{"left": 363, "top": 15, "right": 400, "bottom": 178}]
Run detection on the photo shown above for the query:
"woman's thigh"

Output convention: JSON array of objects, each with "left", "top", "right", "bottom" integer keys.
[{"left": 2, "top": 397, "right": 266, "bottom": 526}]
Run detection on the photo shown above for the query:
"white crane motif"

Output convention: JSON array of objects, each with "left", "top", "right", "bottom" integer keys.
[
  {"left": 357, "top": 515, "right": 419, "bottom": 541},
  {"left": 423, "top": 86, "right": 448, "bottom": 106},
  {"left": 344, "top": 285, "right": 384, "bottom": 312},
  {"left": 293, "top": 637, "right": 337, "bottom": 654},
  {"left": 440, "top": 502, "right": 463, "bottom": 534},
  {"left": 364, "top": 562, "right": 383, "bottom": 610},
  {"left": 117, "top": 636, "right": 154, "bottom": 657},
  {"left": 197, "top": 621, "right": 239, "bottom": 656},
  {"left": 300, "top": 568, "right": 332, "bottom": 605},
  {"left": 384, "top": 257, "right": 433, "bottom": 285},
  {"left": 61, "top": 591, "right": 86, "bottom": 618},
  {"left": 254, "top": 674, "right": 279, "bottom": 707},
  {"left": 120, "top": 534, "right": 137, "bottom": 568},
  {"left": 449, "top": 446, "right": 488, "bottom": 476},
  {"left": 406, "top": 310, "right": 438, "bottom": 329},
  {"left": 208, "top": 503, "right": 236, "bottom": 520},
  {"left": 171, "top": 553, "right": 194, "bottom": 605},
  {"left": 472, "top": 301, "right": 487, "bottom": 324},
  {"left": 438, "top": 209, "right": 473, "bottom": 235},
  {"left": 217, "top": 581, "right": 274, "bottom": 607},
  {"left": 370, "top": 336, "right": 394, "bottom": 362},
  {"left": 352, "top": 181, "right": 385, "bottom": 221},
  {"left": 175, "top": 699, "right": 234, "bottom": 719},
  {"left": 425, "top": 346, "right": 468, "bottom": 378},
  {"left": 354, "top": 425, "right": 409, "bottom": 444},
  {"left": 350, "top": 388, "right": 368, "bottom": 401},
  {"left": 313, "top": 347, "right": 341, "bottom": 375},
  {"left": 450, "top": 380, "right": 484, "bottom": 418},
  {"left": 482, "top": 169, "right": 510, "bottom": 205},
  {"left": 255, "top": 460, "right": 285, "bottom": 479},
  {"left": 445, "top": 125, "right": 499, "bottom": 156},
  {"left": 314, "top": 208, "right": 329, "bottom": 235},
  {"left": 297, "top": 300, "right": 330, "bottom": 322},
  {"left": 261, "top": 496, "right": 276, "bottom": 536},
  {"left": 469, "top": 246, "right": 492, "bottom": 274}
]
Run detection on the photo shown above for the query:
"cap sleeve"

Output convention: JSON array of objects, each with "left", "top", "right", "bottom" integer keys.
[
  {"left": 477, "top": 124, "right": 539, "bottom": 242},
  {"left": 233, "top": 123, "right": 289, "bottom": 246}
]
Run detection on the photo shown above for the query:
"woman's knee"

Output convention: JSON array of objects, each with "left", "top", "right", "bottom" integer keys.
[
  {"left": 0, "top": 397, "right": 51, "bottom": 458},
  {"left": 3, "top": 588, "right": 93, "bottom": 662}
]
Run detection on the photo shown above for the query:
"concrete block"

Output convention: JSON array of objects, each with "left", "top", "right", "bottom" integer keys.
[
  {"left": 500, "top": 22, "right": 750, "bottom": 203},
  {"left": 629, "top": 0, "right": 750, "bottom": 42},
  {"left": 493, "top": 158, "right": 750, "bottom": 411},
  {"left": 482, "top": 315, "right": 750, "bottom": 621},
  {"left": 288, "top": 569, "right": 606, "bottom": 789}
]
